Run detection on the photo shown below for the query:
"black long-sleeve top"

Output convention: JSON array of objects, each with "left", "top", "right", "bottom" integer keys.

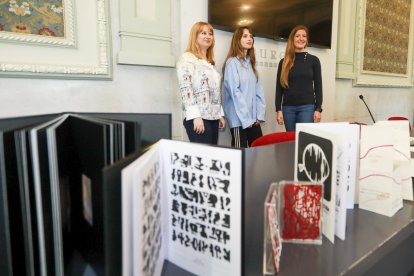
[{"left": 275, "top": 52, "right": 323, "bottom": 112}]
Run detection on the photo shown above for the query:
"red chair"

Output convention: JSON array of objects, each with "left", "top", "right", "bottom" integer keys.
[
  {"left": 251, "top": 131, "right": 296, "bottom": 147},
  {"left": 387, "top": 116, "right": 411, "bottom": 132}
]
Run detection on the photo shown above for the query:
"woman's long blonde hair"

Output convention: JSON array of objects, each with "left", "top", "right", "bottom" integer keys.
[
  {"left": 280, "top": 25, "right": 309, "bottom": 88},
  {"left": 186, "top": 22, "right": 215, "bottom": 65},
  {"left": 222, "top": 26, "right": 258, "bottom": 80}
]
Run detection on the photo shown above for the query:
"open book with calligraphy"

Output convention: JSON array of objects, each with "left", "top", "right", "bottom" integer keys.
[{"left": 121, "top": 139, "right": 243, "bottom": 276}]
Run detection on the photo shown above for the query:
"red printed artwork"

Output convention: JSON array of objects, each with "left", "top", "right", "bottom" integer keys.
[
  {"left": 267, "top": 190, "right": 281, "bottom": 273},
  {"left": 282, "top": 183, "right": 322, "bottom": 240}
]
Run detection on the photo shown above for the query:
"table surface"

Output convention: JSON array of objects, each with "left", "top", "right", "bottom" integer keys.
[
  {"left": 63, "top": 141, "right": 414, "bottom": 276},
  {"left": 161, "top": 142, "right": 414, "bottom": 275}
]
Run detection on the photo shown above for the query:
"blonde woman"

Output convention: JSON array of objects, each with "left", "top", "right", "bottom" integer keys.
[
  {"left": 176, "top": 22, "right": 225, "bottom": 144},
  {"left": 275, "top": 25, "right": 323, "bottom": 131}
]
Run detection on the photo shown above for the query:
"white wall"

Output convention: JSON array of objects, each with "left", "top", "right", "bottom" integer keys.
[
  {"left": 178, "top": 0, "right": 414, "bottom": 134},
  {"left": 334, "top": 79, "right": 414, "bottom": 124},
  {"left": 179, "top": 0, "right": 339, "bottom": 145},
  {"left": 0, "top": 0, "right": 412, "bottom": 145},
  {"left": 0, "top": 0, "right": 182, "bottom": 139}
]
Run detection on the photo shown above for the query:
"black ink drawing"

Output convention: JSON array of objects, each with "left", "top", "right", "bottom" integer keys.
[
  {"left": 297, "top": 131, "right": 333, "bottom": 201},
  {"left": 170, "top": 152, "right": 233, "bottom": 262}
]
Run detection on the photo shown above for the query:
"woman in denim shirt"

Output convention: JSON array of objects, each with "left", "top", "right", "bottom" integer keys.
[{"left": 223, "top": 26, "right": 266, "bottom": 148}]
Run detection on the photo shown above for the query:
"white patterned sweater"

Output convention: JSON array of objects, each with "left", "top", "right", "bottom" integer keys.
[{"left": 176, "top": 52, "right": 224, "bottom": 120}]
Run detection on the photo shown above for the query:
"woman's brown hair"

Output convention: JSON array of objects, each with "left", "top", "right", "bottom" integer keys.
[
  {"left": 222, "top": 26, "right": 258, "bottom": 80},
  {"left": 186, "top": 22, "right": 216, "bottom": 65},
  {"left": 280, "top": 25, "right": 309, "bottom": 88}
]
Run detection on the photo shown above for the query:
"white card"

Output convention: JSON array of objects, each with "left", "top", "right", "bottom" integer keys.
[
  {"left": 295, "top": 124, "right": 338, "bottom": 243},
  {"left": 359, "top": 124, "right": 403, "bottom": 217}
]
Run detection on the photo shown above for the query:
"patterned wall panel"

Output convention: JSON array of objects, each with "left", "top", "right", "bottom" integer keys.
[{"left": 363, "top": 0, "right": 411, "bottom": 75}]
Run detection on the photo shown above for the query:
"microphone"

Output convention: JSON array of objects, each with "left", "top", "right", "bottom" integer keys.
[{"left": 358, "top": 95, "right": 376, "bottom": 123}]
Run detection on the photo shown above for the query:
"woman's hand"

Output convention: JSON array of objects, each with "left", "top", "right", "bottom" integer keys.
[
  {"left": 314, "top": 111, "right": 321, "bottom": 123},
  {"left": 276, "top": 111, "right": 284, "bottom": 125},
  {"left": 219, "top": 116, "right": 226, "bottom": 129},
  {"left": 193, "top": 117, "right": 205, "bottom": 134}
]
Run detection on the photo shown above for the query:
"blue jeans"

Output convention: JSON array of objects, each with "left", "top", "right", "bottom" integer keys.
[{"left": 282, "top": 104, "right": 314, "bottom": 131}]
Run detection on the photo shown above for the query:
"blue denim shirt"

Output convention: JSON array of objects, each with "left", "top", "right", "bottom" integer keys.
[{"left": 223, "top": 56, "right": 266, "bottom": 129}]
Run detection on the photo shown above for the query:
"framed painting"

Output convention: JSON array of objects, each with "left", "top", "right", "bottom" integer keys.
[
  {"left": 0, "top": 0, "right": 112, "bottom": 79},
  {"left": 0, "top": 0, "right": 75, "bottom": 47},
  {"left": 354, "top": 0, "right": 414, "bottom": 87}
]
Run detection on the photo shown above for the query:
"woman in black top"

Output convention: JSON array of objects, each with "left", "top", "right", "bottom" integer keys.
[{"left": 275, "top": 25, "right": 323, "bottom": 131}]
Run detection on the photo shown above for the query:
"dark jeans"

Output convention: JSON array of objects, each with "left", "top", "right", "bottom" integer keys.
[
  {"left": 183, "top": 118, "right": 219, "bottom": 144},
  {"left": 230, "top": 124, "right": 263, "bottom": 148},
  {"left": 282, "top": 104, "right": 314, "bottom": 131}
]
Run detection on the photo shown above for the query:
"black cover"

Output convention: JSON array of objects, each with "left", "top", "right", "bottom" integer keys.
[
  {"left": 0, "top": 131, "right": 13, "bottom": 276},
  {"left": 29, "top": 118, "right": 62, "bottom": 276},
  {"left": 0, "top": 115, "right": 57, "bottom": 276},
  {"left": 0, "top": 112, "right": 171, "bottom": 276},
  {"left": 102, "top": 151, "right": 144, "bottom": 276}
]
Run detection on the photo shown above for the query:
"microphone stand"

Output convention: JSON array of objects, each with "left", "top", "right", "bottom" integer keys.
[{"left": 359, "top": 95, "right": 376, "bottom": 124}]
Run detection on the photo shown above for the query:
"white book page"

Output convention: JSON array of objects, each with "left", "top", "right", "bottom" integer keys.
[
  {"left": 303, "top": 122, "right": 358, "bottom": 240},
  {"left": 346, "top": 124, "right": 361, "bottom": 208},
  {"left": 410, "top": 159, "right": 414, "bottom": 177},
  {"left": 131, "top": 146, "right": 164, "bottom": 276},
  {"left": 295, "top": 124, "right": 337, "bottom": 243},
  {"left": 359, "top": 125, "right": 402, "bottom": 217},
  {"left": 121, "top": 145, "right": 165, "bottom": 276},
  {"left": 121, "top": 156, "right": 136, "bottom": 276},
  {"left": 160, "top": 139, "right": 242, "bottom": 276},
  {"left": 375, "top": 121, "right": 412, "bottom": 201}
]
